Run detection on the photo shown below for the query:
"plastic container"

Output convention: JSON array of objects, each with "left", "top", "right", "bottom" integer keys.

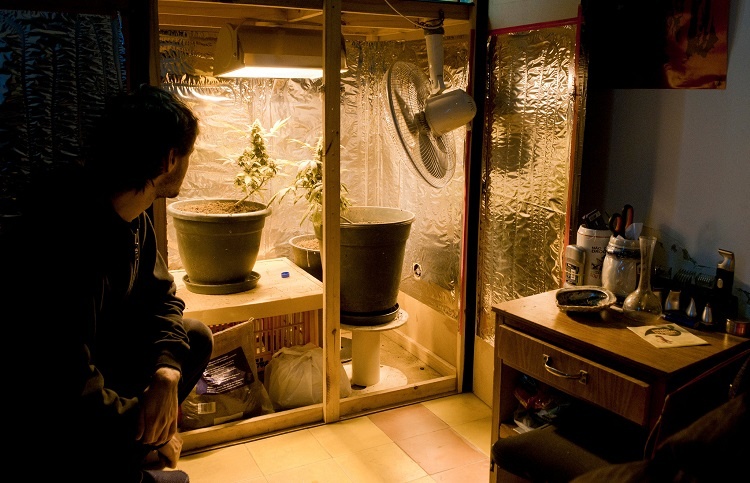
[
  {"left": 601, "top": 236, "right": 641, "bottom": 303},
  {"left": 576, "top": 225, "right": 611, "bottom": 286}
]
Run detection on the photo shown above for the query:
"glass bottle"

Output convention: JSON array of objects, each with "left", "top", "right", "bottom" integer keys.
[{"left": 622, "top": 236, "right": 662, "bottom": 321}]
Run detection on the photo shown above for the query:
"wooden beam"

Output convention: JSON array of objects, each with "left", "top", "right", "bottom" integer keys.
[
  {"left": 321, "top": 0, "right": 342, "bottom": 425},
  {"left": 157, "top": 0, "right": 472, "bottom": 34}
]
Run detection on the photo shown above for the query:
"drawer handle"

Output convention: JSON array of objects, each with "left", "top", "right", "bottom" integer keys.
[{"left": 543, "top": 354, "right": 588, "bottom": 384}]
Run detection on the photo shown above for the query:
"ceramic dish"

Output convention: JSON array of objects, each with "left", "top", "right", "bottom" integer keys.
[{"left": 555, "top": 286, "right": 617, "bottom": 313}]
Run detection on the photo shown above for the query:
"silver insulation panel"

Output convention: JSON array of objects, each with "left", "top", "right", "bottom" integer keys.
[
  {"left": 160, "top": 30, "right": 471, "bottom": 321},
  {"left": 476, "top": 25, "right": 579, "bottom": 342},
  {"left": 0, "top": 10, "right": 125, "bottom": 215}
]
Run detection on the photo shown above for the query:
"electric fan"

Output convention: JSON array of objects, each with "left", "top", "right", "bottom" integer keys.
[{"left": 386, "top": 26, "right": 477, "bottom": 188}]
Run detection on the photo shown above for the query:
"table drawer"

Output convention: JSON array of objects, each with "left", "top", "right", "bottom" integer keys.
[{"left": 499, "top": 325, "right": 651, "bottom": 426}]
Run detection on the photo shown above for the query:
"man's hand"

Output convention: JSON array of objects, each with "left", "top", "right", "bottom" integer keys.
[{"left": 136, "top": 366, "right": 181, "bottom": 446}]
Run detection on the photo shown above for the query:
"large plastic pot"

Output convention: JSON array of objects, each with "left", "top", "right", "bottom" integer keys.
[
  {"left": 168, "top": 199, "right": 271, "bottom": 294},
  {"left": 339, "top": 206, "right": 415, "bottom": 325}
]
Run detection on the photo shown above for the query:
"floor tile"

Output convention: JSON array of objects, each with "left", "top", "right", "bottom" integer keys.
[
  {"left": 430, "top": 458, "right": 491, "bottom": 482},
  {"left": 451, "top": 416, "right": 493, "bottom": 456},
  {"left": 176, "top": 392, "right": 494, "bottom": 482},
  {"left": 245, "top": 429, "right": 331, "bottom": 475},
  {"left": 423, "top": 393, "right": 492, "bottom": 427},
  {"left": 335, "top": 442, "right": 428, "bottom": 483},
  {"left": 396, "top": 428, "right": 486, "bottom": 475},
  {"left": 309, "top": 416, "right": 392, "bottom": 457},
  {"left": 368, "top": 404, "right": 448, "bottom": 441},
  {"left": 177, "top": 444, "right": 264, "bottom": 483},
  {"left": 266, "top": 458, "right": 353, "bottom": 483}
]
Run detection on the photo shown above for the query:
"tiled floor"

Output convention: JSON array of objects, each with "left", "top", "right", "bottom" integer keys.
[{"left": 175, "top": 392, "right": 492, "bottom": 482}]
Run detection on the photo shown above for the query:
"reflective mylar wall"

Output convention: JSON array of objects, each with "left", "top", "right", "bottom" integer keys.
[
  {"left": 476, "top": 25, "right": 580, "bottom": 341},
  {"left": 160, "top": 30, "right": 471, "bottom": 321},
  {"left": 0, "top": 10, "right": 125, "bottom": 217}
]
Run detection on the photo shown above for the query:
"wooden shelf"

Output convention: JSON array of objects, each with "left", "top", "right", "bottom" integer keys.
[
  {"left": 173, "top": 257, "right": 323, "bottom": 325},
  {"left": 158, "top": 0, "right": 474, "bottom": 39}
]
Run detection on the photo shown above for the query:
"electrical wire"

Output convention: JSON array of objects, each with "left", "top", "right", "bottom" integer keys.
[{"left": 383, "top": 0, "right": 444, "bottom": 31}]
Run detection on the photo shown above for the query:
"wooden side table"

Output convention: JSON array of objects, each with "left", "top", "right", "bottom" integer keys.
[{"left": 489, "top": 290, "right": 750, "bottom": 482}]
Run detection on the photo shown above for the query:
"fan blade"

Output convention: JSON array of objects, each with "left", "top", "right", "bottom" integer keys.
[
  {"left": 434, "top": 135, "right": 450, "bottom": 155},
  {"left": 393, "top": 90, "right": 418, "bottom": 135},
  {"left": 419, "top": 132, "right": 446, "bottom": 179}
]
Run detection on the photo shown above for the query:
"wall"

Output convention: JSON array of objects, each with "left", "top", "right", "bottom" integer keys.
[
  {"left": 590, "top": 0, "right": 750, "bottom": 311},
  {"left": 487, "top": 0, "right": 580, "bottom": 29}
]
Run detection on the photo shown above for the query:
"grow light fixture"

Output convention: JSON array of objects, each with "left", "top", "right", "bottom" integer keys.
[{"left": 214, "top": 24, "right": 347, "bottom": 79}]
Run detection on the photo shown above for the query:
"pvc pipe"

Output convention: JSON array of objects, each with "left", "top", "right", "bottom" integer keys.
[{"left": 351, "top": 331, "right": 381, "bottom": 386}]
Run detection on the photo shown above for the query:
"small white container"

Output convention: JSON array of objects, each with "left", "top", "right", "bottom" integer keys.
[{"left": 576, "top": 225, "right": 611, "bottom": 286}]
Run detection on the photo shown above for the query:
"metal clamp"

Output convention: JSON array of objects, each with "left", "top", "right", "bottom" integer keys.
[{"left": 543, "top": 354, "right": 588, "bottom": 384}]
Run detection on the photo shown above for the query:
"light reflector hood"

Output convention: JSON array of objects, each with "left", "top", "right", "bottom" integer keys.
[{"left": 214, "top": 24, "right": 346, "bottom": 79}]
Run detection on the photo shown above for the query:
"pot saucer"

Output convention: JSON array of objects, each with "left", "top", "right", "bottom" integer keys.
[
  {"left": 183, "top": 272, "right": 260, "bottom": 295},
  {"left": 341, "top": 304, "right": 400, "bottom": 326}
]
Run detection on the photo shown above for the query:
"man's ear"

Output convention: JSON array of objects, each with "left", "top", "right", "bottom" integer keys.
[{"left": 165, "top": 149, "right": 177, "bottom": 173}]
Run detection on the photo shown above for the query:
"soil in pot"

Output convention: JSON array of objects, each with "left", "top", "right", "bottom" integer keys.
[
  {"left": 288, "top": 207, "right": 415, "bottom": 326},
  {"left": 289, "top": 234, "right": 322, "bottom": 281},
  {"left": 179, "top": 199, "right": 259, "bottom": 215}
]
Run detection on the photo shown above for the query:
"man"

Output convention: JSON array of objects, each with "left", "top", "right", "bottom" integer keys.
[{"left": 4, "top": 85, "right": 213, "bottom": 482}]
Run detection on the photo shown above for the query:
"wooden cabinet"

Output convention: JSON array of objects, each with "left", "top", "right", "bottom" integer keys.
[{"left": 490, "top": 290, "right": 750, "bottom": 482}]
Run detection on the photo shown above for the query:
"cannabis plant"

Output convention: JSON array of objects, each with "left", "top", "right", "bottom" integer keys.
[
  {"left": 276, "top": 136, "right": 351, "bottom": 227},
  {"left": 224, "top": 118, "right": 288, "bottom": 205}
]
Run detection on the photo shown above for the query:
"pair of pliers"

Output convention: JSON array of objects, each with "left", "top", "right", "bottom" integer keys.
[{"left": 609, "top": 204, "right": 634, "bottom": 237}]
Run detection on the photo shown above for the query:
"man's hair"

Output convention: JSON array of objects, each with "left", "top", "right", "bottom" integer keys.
[{"left": 87, "top": 85, "right": 199, "bottom": 194}]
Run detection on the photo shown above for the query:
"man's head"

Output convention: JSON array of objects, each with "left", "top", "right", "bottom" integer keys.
[{"left": 88, "top": 85, "right": 199, "bottom": 196}]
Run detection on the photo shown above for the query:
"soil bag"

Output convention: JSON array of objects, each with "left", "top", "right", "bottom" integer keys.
[{"left": 180, "top": 320, "right": 274, "bottom": 430}]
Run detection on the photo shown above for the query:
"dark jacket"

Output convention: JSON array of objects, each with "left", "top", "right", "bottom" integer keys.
[{"left": 3, "top": 166, "right": 190, "bottom": 479}]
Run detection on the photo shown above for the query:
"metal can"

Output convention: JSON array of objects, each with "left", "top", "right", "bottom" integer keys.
[
  {"left": 726, "top": 318, "right": 749, "bottom": 337},
  {"left": 564, "top": 245, "right": 586, "bottom": 287}
]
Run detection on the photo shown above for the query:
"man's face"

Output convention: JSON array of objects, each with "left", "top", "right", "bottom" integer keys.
[{"left": 156, "top": 147, "right": 193, "bottom": 199}]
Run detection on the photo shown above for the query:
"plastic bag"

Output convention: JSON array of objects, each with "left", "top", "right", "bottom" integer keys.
[
  {"left": 264, "top": 343, "right": 351, "bottom": 410},
  {"left": 180, "top": 320, "right": 274, "bottom": 430}
]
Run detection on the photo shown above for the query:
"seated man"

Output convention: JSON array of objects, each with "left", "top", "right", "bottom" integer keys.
[{"left": 4, "top": 85, "right": 213, "bottom": 483}]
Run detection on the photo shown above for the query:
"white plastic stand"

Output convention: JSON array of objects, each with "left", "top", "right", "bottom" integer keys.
[{"left": 341, "top": 309, "right": 408, "bottom": 386}]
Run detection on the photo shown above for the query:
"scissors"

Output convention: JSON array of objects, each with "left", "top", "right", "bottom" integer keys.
[{"left": 609, "top": 204, "right": 634, "bottom": 237}]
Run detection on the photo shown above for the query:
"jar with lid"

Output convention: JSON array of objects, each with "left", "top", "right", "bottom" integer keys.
[{"left": 601, "top": 236, "right": 641, "bottom": 304}]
